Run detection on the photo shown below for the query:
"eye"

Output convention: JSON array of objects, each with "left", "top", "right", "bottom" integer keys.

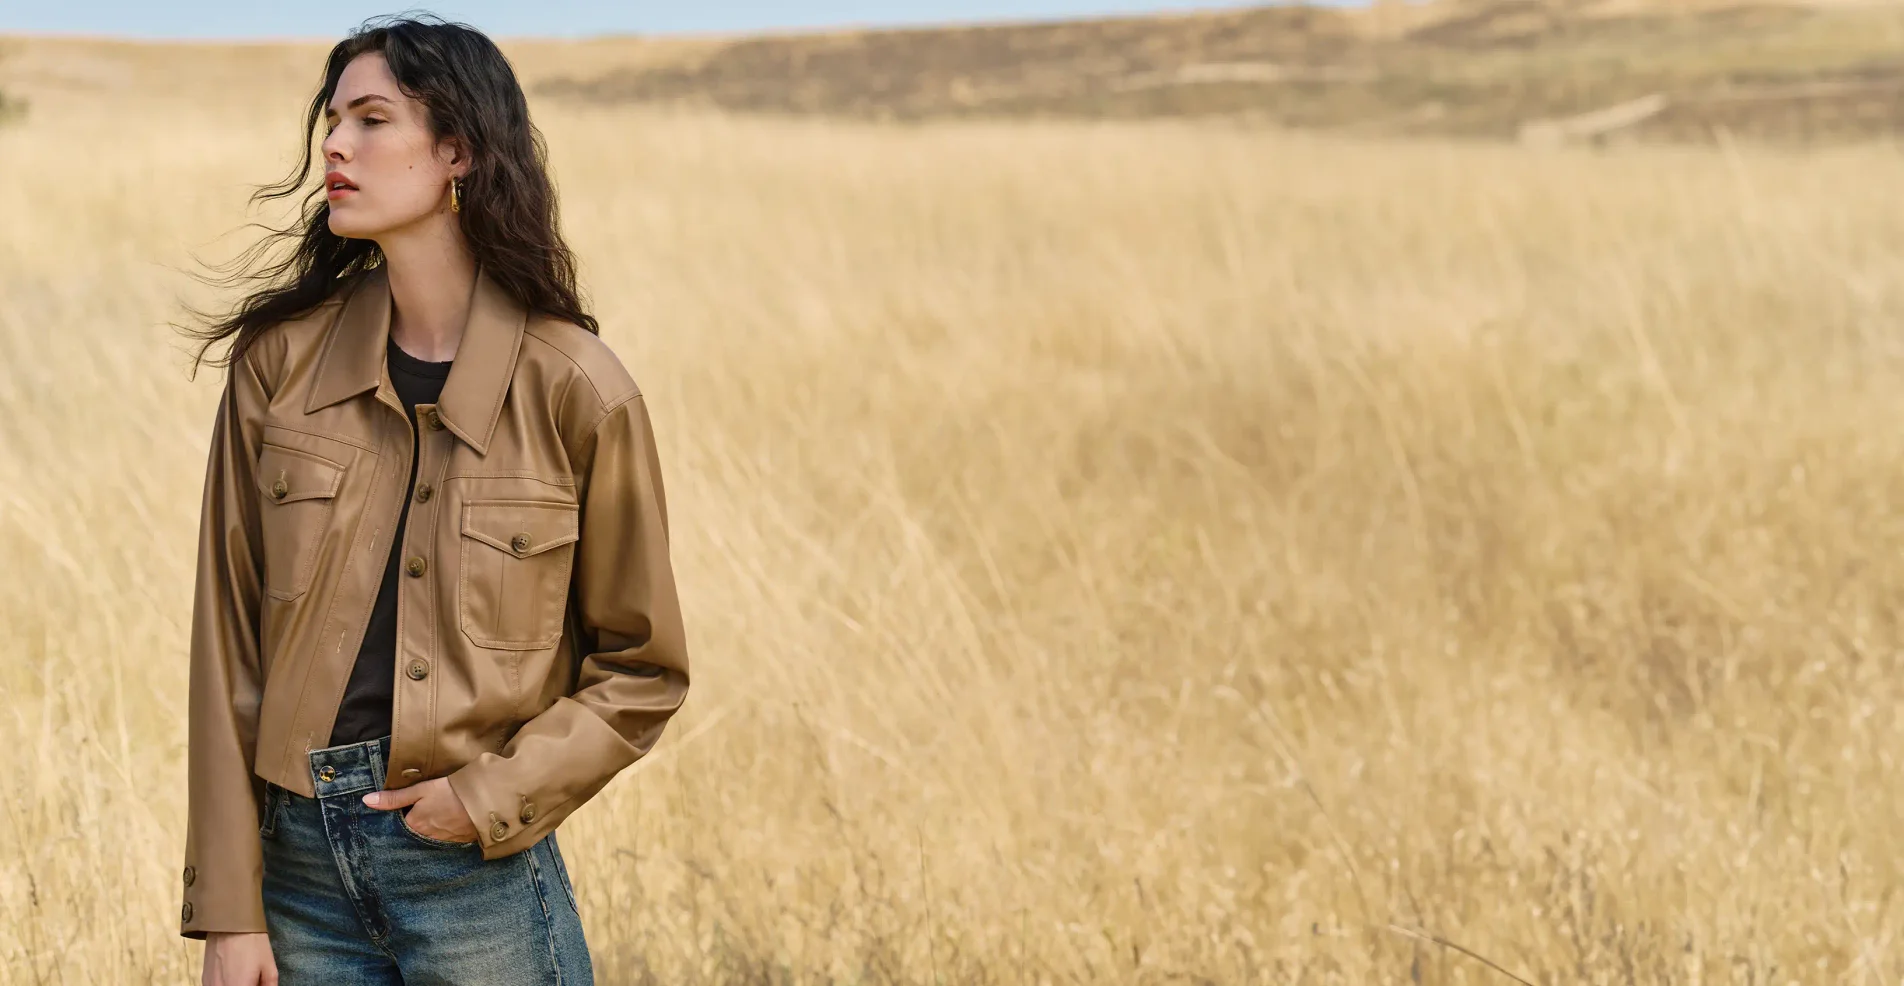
[{"left": 364, "top": 117, "right": 386, "bottom": 126}]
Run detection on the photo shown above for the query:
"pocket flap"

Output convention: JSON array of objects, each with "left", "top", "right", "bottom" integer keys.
[
  {"left": 257, "top": 444, "right": 345, "bottom": 503},
  {"left": 461, "top": 500, "right": 580, "bottom": 558}
]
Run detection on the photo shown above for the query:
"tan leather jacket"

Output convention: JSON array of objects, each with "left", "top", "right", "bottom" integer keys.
[{"left": 178, "top": 263, "right": 690, "bottom": 939}]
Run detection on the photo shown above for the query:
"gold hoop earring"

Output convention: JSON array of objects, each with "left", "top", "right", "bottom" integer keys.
[{"left": 450, "top": 177, "right": 462, "bottom": 214}]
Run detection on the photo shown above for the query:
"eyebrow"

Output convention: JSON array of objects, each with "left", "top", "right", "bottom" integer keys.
[{"left": 324, "top": 93, "right": 392, "bottom": 119}]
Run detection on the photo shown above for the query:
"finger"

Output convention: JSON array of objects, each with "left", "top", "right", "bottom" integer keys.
[{"left": 361, "top": 786, "right": 424, "bottom": 810}]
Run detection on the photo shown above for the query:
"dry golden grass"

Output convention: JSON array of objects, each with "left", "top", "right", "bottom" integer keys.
[{"left": 6, "top": 37, "right": 1904, "bottom": 985}]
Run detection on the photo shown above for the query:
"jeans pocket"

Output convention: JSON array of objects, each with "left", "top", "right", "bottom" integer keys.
[{"left": 397, "top": 807, "right": 482, "bottom": 851}]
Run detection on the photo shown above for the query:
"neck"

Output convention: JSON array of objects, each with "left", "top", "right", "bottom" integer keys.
[{"left": 377, "top": 225, "right": 477, "bottom": 363}]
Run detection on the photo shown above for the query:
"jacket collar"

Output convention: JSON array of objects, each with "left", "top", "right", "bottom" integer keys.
[{"left": 303, "top": 261, "right": 525, "bottom": 455}]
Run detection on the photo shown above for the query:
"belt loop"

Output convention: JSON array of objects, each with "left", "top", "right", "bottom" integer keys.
[{"left": 369, "top": 735, "right": 387, "bottom": 790}]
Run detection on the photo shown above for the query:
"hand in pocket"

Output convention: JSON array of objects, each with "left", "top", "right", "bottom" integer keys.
[{"left": 363, "top": 777, "right": 478, "bottom": 843}]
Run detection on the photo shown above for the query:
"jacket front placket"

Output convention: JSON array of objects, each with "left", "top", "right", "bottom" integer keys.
[
  {"left": 387, "top": 397, "right": 456, "bottom": 785},
  {"left": 292, "top": 374, "right": 417, "bottom": 786}
]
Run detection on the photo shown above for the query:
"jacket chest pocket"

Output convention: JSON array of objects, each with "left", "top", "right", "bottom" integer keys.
[
  {"left": 458, "top": 499, "right": 580, "bottom": 650},
  {"left": 256, "top": 443, "right": 346, "bottom": 601}
]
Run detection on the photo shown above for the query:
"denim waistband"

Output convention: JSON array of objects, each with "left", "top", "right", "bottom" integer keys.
[{"left": 304, "top": 733, "right": 393, "bottom": 799}]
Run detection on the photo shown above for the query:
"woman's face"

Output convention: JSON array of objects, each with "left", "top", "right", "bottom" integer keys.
[{"left": 321, "top": 51, "right": 463, "bottom": 241}]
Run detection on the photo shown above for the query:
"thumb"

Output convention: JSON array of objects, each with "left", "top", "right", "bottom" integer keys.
[{"left": 362, "top": 785, "right": 424, "bottom": 810}]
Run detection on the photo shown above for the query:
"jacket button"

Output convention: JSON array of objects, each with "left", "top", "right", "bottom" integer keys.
[
  {"left": 519, "top": 802, "right": 536, "bottom": 823},
  {"left": 318, "top": 765, "right": 336, "bottom": 783},
  {"left": 425, "top": 409, "right": 444, "bottom": 431},
  {"left": 181, "top": 902, "right": 194, "bottom": 923},
  {"left": 490, "top": 819, "right": 509, "bottom": 841},
  {"left": 407, "top": 660, "right": 429, "bottom": 680},
  {"left": 270, "top": 479, "right": 288, "bottom": 500},
  {"left": 414, "top": 483, "right": 433, "bottom": 503},
  {"left": 511, "top": 532, "right": 530, "bottom": 553},
  {"left": 405, "top": 556, "right": 426, "bottom": 577},
  {"left": 182, "top": 865, "right": 195, "bottom": 887}
]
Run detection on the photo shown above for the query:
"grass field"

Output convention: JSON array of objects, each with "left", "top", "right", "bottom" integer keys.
[{"left": 7, "top": 32, "right": 1904, "bottom": 985}]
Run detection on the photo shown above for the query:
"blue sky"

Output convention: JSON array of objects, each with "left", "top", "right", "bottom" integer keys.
[{"left": 1, "top": 1, "right": 1281, "bottom": 40}]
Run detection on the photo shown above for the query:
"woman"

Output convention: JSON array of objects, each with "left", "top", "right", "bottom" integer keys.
[{"left": 174, "top": 15, "right": 690, "bottom": 986}]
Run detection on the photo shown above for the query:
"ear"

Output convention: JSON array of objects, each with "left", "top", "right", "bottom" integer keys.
[{"left": 439, "top": 135, "right": 471, "bottom": 176}]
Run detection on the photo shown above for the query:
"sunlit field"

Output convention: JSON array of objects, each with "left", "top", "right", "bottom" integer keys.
[{"left": 6, "top": 38, "right": 1904, "bottom": 984}]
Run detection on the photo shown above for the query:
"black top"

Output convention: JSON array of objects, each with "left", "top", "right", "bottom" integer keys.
[{"left": 327, "top": 336, "right": 454, "bottom": 748}]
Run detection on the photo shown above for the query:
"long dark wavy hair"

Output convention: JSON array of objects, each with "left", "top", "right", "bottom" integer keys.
[{"left": 177, "top": 12, "right": 596, "bottom": 378}]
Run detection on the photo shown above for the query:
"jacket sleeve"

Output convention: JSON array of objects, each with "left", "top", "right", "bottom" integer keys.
[
  {"left": 445, "top": 391, "right": 690, "bottom": 857},
  {"left": 180, "top": 351, "right": 272, "bottom": 939}
]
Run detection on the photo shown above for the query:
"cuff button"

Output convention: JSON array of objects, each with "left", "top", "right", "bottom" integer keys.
[
  {"left": 519, "top": 802, "right": 536, "bottom": 823},
  {"left": 490, "top": 819, "right": 509, "bottom": 841},
  {"left": 182, "top": 865, "right": 195, "bottom": 887},
  {"left": 181, "top": 902, "right": 194, "bottom": 923}
]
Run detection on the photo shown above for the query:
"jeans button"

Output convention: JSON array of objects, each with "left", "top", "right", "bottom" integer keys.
[{"left": 318, "top": 765, "right": 336, "bottom": 783}]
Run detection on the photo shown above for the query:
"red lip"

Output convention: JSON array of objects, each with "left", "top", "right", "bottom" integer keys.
[{"left": 325, "top": 170, "right": 358, "bottom": 200}]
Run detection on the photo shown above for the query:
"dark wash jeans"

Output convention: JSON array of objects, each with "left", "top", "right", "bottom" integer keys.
[{"left": 259, "top": 733, "right": 593, "bottom": 985}]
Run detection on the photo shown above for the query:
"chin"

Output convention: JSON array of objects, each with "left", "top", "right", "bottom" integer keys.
[
  {"left": 327, "top": 217, "right": 369, "bottom": 240},
  {"left": 327, "top": 210, "right": 391, "bottom": 241},
  {"left": 329, "top": 207, "right": 423, "bottom": 244}
]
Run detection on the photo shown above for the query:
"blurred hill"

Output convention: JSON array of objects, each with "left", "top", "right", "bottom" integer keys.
[
  {"left": 530, "top": 0, "right": 1904, "bottom": 143},
  {"left": 5, "top": 0, "right": 1904, "bottom": 143}
]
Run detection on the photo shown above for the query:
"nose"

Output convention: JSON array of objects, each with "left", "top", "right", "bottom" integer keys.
[{"left": 321, "top": 126, "right": 347, "bottom": 163}]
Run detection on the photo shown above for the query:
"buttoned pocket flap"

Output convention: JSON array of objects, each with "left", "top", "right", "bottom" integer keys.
[
  {"left": 461, "top": 500, "right": 580, "bottom": 558},
  {"left": 256, "top": 444, "right": 345, "bottom": 503}
]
